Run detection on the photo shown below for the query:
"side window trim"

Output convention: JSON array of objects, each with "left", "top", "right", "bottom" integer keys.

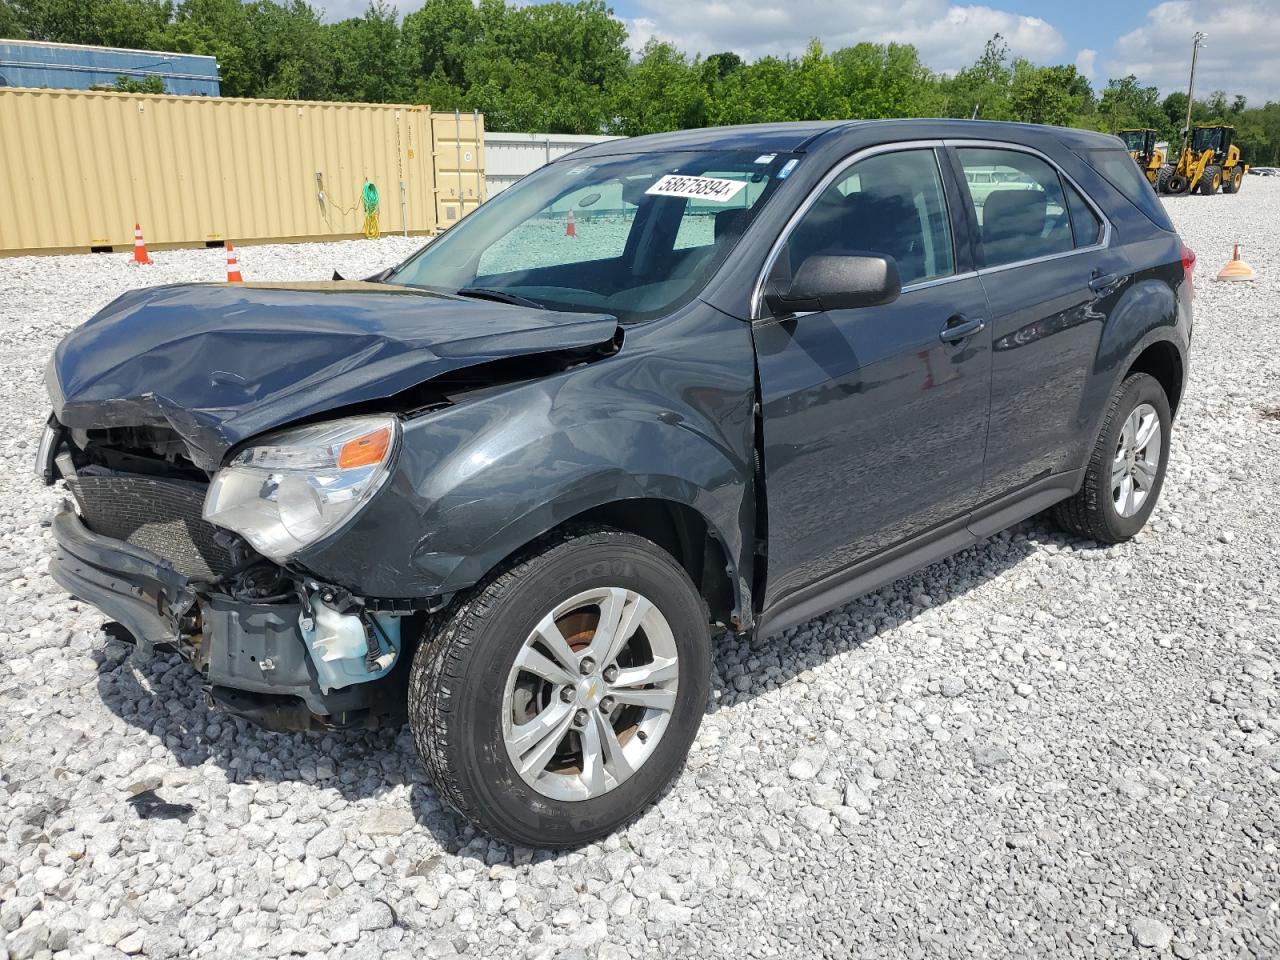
[
  {"left": 942, "top": 138, "right": 1113, "bottom": 276},
  {"left": 751, "top": 139, "right": 973, "bottom": 319},
  {"left": 937, "top": 145, "right": 982, "bottom": 275}
]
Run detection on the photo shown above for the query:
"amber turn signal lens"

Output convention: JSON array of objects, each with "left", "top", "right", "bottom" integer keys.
[{"left": 337, "top": 426, "right": 392, "bottom": 469}]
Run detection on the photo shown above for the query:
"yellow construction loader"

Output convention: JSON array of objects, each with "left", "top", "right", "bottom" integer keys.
[
  {"left": 1161, "top": 124, "right": 1247, "bottom": 195},
  {"left": 1120, "top": 129, "right": 1167, "bottom": 188}
]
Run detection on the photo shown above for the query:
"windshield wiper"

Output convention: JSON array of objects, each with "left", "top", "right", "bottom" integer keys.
[{"left": 455, "top": 287, "right": 547, "bottom": 310}]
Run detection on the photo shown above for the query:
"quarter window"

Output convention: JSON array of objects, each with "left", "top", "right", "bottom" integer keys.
[
  {"left": 780, "top": 149, "right": 955, "bottom": 288},
  {"left": 957, "top": 148, "right": 1074, "bottom": 268},
  {"left": 1064, "top": 181, "right": 1103, "bottom": 247}
]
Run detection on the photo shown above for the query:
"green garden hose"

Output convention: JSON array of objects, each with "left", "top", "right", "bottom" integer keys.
[{"left": 362, "top": 181, "right": 380, "bottom": 239}]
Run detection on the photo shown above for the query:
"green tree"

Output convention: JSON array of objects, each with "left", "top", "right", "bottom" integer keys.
[
  {"left": 0, "top": 0, "right": 29, "bottom": 35},
  {"left": 942, "top": 34, "right": 1013, "bottom": 119},
  {"left": 706, "top": 56, "right": 795, "bottom": 125},
  {"left": 250, "top": 0, "right": 332, "bottom": 100},
  {"left": 324, "top": 2, "right": 408, "bottom": 103},
  {"left": 1091, "top": 75, "right": 1163, "bottom": 132},
  {"left": 832, "top": 42, "right": 939, "bottom": 119},
  {"left": 455, "top": 0, "right": 629, "bottom": 132},
  {"left": 1010, "top": 62, "right": 1092, "bottom": 126},
  {"left": 167, "top": 0, "right": 256, "bottom": 95},
  {"left": 108, "top": 72, "right": 166, "bottom": 91},
  {"left": 786, "top": 39, "right": 846, "bottom": 120},
  {"left": 10, "top": 0, "right": 171, "bottom": 47},
  {"left": 401, "top": 0, "right": 479, "bottom": 95},
  {"left": 611, "top": 40, "right": 707, "bottom": 135}
]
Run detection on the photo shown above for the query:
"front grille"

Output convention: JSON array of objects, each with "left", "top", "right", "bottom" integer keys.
[{"left": 64, "top": 468, "right": 234, "bottom": 580}]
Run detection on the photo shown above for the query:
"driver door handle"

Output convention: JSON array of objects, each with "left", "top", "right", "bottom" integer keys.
[{"left": 939, "top": 314, "right": 986, "bottom": 344}]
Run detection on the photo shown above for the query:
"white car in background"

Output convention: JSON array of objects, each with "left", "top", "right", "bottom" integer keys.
[{"left": 964, "top": 166, "right": 1039, "bottom": 205}]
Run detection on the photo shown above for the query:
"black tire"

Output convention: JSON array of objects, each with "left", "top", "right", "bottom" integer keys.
[
  {"left": 1165, "top": 173, "right": 1190, "bottom": 195},
  {"left": 1155, "top": 164, "right": 1175, "bottom": 194},
  {"left": 408, "top": 526, "right": 711, "bottom": 848},
  {"left": 1197, "top": 164, "right": 1223, "bottom": 195},
  {"left": 1053, "top": 373, "right": 1171, "bottom": 544},
  {"left": 1222, "top": 166, "right": 1243, "bottom": 194}
]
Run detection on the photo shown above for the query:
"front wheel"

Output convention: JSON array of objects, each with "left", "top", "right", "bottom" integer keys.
[
  {"left": 409, "top": 527, "right": 711, "bottom": 847},
  {"left": 1053, "top": 373, "right": 1171, "bottom": 544},
  {"left": 1198, "top": 164, "right": 1223, "bottom": 195}
]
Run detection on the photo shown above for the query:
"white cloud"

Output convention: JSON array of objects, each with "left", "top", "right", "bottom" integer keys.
[
  {"left": 315, "top": 0, "right": 374, "bottom": 20},
  {"left": 624, "top": 0, "right": 1066, "bottom": 72},
  {"left": 1107, "top": 1, "right": 1280, "bottom": 103},
  {"left": 1075, "top": 48, "right": 1098, "bottom": 81}
]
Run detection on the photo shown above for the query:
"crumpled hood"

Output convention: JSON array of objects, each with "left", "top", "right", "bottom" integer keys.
[{"left": 48, "top": 280, "right": 618, "bottom": 469}]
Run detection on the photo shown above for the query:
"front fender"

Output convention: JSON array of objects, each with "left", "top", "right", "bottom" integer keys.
[{"left": 295, "top": 307, "right": 759, "bottom": 602}]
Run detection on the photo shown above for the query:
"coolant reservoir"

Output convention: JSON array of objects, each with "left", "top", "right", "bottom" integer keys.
[{"left": 299, "top": 595, "right": 401, "bottom": 693}]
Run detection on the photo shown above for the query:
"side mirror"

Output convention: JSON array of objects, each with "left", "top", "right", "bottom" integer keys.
[{"left": 766, "top": 254, "right": 901, "bottom": 314}]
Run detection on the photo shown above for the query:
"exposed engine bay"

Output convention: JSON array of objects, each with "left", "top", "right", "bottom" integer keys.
[{"left": 47, "top": 421, "right": 423, "bottom": 731}]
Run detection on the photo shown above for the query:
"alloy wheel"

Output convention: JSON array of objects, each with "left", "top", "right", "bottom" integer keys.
[
  {"left": 1112, "top": 402, "right": 1161, "bottom": 518},
  {"left": 501, "top": 587, "right": 680, "bottom": 801}
]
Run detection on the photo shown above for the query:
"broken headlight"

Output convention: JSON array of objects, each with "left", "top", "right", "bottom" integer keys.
[{"left": 204, "top": 416, "right": 399, "bottom": 562}]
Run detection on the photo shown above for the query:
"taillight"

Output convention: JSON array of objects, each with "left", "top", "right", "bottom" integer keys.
[{"left": 1181, "top": 244, "right": 1196, "bottom": 298}]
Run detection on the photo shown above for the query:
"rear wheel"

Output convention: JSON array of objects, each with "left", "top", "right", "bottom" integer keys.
[
  {"left": 1155, "top": 164, "right": 1175, "bottom": 194},
  {"left": 1053, "top": 373, "right": 1171, "bottom": 544},
  {"left": 1198, "top": 164, "right": 1223, "bottom": 195},
  {"left": 409, "top": 527, "right": 711, "bottom": 847},
  {"left": 1165, "top": 173, "right": 1190, "bottom": 195},
  {"left": 1222, "top": 166, "right": 1244, "bottom": 194}
]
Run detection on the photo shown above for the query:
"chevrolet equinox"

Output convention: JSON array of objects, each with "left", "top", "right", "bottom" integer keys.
[{"left": 41, "top": 120, "right": 1193, "bottom": 846}]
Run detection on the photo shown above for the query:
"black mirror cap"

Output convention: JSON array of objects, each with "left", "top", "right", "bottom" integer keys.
[{"left": 767, "top": 254, "right": 902, "bottom": 314}]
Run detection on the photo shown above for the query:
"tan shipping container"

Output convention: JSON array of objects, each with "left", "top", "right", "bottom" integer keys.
[
  {"left": 0, "top": 87, "right": 486, "bottom": 256},
  {"left": 431, "top": 108, "right": 487, "bottom": 228}
]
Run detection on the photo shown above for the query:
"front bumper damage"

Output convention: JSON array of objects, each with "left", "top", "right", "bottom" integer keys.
[{"left": 49, "top": 503, "right": 410, "bottom": 732}]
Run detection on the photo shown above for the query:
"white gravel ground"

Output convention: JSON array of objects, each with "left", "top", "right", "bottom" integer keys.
[{"left": 2, "top": 182, "right": 1279, "bottom": 960}]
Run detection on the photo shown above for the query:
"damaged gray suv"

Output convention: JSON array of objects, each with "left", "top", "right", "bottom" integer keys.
[{"left": 42, "top": 120, "right": 1192, "bottom": 846}]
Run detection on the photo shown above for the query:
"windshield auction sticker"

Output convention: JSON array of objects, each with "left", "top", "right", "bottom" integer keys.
[{"left": 645, "top": 174, "right": 748, "bottom": 203}]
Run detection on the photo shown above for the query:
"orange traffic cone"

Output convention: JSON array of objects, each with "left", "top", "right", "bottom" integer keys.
[
  {"left": 565, "top": 208, "right": 576, "bottom": 238},
  {"left": 1215, "top": 244, "right": 1255, "bottom": 282},
  {"left": 131, "top": 223, "right": 153, "bottom": 265},
  {"left": 225, "top": 242, "right": 243, "bottom": 283}
]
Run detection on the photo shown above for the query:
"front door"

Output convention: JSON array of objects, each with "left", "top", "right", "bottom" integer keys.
[{"left": 754, "top": 147, "right": 992, "bottom": 608}]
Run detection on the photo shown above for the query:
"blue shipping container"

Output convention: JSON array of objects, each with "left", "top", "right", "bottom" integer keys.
[{"left": 0, "top": 40, "right": 220, "bottom": 96}]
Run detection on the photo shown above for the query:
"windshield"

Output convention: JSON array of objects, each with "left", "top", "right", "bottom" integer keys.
[
  {"left": 1192, "top": 127, "right": 1222, "bottom": 153},
  {"left": 1121, "top": 131, "right": 1149, "bottom": 153},
  {"left": 388, "top": 149, "right": 796, "bottom": 322}
]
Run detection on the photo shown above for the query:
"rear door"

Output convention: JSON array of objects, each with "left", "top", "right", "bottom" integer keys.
[
  {"left": 753, "top": 145, "right": 992, "bottom": 607},
  {"left": 948, "top": 142, "right": 1131, "bottom": 503}
]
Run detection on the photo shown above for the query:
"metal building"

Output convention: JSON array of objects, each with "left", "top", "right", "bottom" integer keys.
[
  {"left": 0, "top": 40, "right": 220, "bottom": 96},
  {"left": 483, "top": 131, "right": 621, "bottom": 196}
]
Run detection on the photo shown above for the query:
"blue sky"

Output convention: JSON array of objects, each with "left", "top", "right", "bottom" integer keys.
[
  {"left": 317, "top": 0, "right": 1280, "bottom": 103},
  {"left": 609, "top": 0, "right": 1279, "bottom": 102},
  {"left": 610, "top": 0, "right": 1154, "bottom": 61}
]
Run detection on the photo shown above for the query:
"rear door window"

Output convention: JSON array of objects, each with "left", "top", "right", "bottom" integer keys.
[{"left": 957, "top": 148, "right": 1074, "bottom": 268}]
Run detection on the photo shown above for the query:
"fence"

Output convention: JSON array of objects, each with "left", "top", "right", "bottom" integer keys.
[
  {"left": 483, "top": 131, "right": 621, "bottom": 197},
  {"left": 0, "top": 88, "right": 485, "bottom": 256}
]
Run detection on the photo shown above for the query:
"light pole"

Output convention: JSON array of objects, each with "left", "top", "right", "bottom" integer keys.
[{"left": 1181, "top": 32, "right": 1206, "bottom": 161}]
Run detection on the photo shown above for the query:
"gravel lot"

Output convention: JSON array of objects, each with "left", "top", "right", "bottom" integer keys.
[{"left": 2, "top": 182, "right": 1279, "bottom": 960}]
